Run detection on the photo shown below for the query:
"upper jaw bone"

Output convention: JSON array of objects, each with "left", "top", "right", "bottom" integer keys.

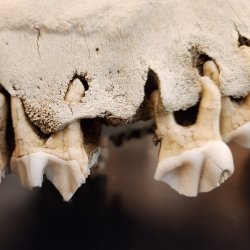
[
  {"left": 10, "top": 79, "right": 99, "bottom": 201},
  {"left": 203, "top": 60, "right": 250, "bottom": 148},
  {"left": 151, "top": 77, "right": 234, "bottom": 196}
]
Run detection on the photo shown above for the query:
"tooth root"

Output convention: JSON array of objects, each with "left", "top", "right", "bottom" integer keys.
[
  {"left": 203, "top": 60, "right": 250, "bottom": 148},
  {"left": 10, "top": 79, "right": 98, "bottom": 200},
  {"left": 65, "top": 78, "right": 85, "bottom": 103},
  {"left": 203, "top": 60, "right": 220, "bottom": 85},
  {"left": 11, "top": 96, "right": 44, "bottom": 156},
  {"left": 152, "top": 77, "right": 234, "bottom": 196}
]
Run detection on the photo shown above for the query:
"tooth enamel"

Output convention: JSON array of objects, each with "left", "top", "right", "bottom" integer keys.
[
  {"left": 10, "top": 79, "right": 99, "bottom": 200},
  {"left": 203, "top": 60, "right": 250, "bottom": 148},
  {"left": 11, "top": 152, "right": 48, "bottom": 188},
  {"left": 151, "top": 77, "right": 234, "bottom": 196},
  {"left": 0, "top": 92, "right": 9, "bottom": 181}
]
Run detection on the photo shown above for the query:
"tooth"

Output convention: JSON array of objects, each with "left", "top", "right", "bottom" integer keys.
[
  {"left": 0, "top": 92, "right": 9, "bottom": 181},
  {"left": 10, "top": 79, "right": 98, "bottom": 201},
  {"left": 203, "top": 60, "right": 250, "bottom": 148},
  {"left": 151, "top": 77, "right": 234, "bottom": 196}
]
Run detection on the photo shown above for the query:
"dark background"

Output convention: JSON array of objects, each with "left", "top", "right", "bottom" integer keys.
[{"left": 0, "top": 135, "right": 249, "bottom": 250}]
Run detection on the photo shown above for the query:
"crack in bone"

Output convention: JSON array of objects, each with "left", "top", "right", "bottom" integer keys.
[{"left": 34, "top": 27, "right": 41, "bottom": 59}]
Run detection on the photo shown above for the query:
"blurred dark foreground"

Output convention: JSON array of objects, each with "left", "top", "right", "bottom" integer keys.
[{"left": 0, "top": 135, "right": 250, "bottom": 250}]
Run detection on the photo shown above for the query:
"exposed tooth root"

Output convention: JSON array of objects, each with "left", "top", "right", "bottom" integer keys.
[
  {"left": 10, "top": 79, "right": 100, "bottom": 201},
  {"left": 203, "top": 61, "right": 220, "bottom": 85},
  {"left": 203, "top": 60, "right": 250, "bottom": 148},
  {"left": 0, "top": 92, "right": 9, "bottom": 181},
  {"left": 151, "top": 77, "right": 234, "bottom": 196}
]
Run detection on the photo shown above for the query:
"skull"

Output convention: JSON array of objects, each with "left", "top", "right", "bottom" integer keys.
[{"left": 0, "top": 0, "right": 249, "bottom": 200}]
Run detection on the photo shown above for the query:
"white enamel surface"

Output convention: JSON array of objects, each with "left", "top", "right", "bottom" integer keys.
[
  {"left": 11, "top": 152, "right": 85, "bottom": 201},
  {"left": 155, "top": 141, "right": 234, "bottom": 196},
  {"left": 223, "top": 122, "right": 250, "bottom": 148}
]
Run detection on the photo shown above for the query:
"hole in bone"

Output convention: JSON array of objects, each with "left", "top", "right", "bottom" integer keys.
[
  {"left": 71, "top": 73, "right": 89, "bottom": 92},
  {"left": 173, "top": 99, "right": 200, "bottom": 127},
  {"left": 229, "top": 96, "right": 245, "bottom": 103},
  {"left": 238, "top": 34, "right": 250, "bottom": 47},
  {"left": 189, "top": 47, "right": 217, "bottom": 76},
  {"left": 144, "top": 69, "right": 159, "bottom": 99}
]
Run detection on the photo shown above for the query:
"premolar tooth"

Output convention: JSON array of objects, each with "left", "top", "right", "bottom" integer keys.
[
  {"left": 10, "top": 79, "right": 98, "bottom": 201},
  {"left": 203, "top": 60, "right": 250, "bottom": 148}
]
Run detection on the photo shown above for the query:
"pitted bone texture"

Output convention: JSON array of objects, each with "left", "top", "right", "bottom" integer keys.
[{"left": 0, "top": 0, "right": 249, "bottom": 133}]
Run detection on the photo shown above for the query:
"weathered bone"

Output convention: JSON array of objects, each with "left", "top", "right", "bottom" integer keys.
[
  {"left": 151, "top": 77, "right": 234, "bottom": 196},
  {"left": 203, "top": 59, "right": 250, "bottom": 148},
  {"left": 11, "top": 79, "right": 99, "bottom": 201},
  {"left": 0, "top": 91, "right": 8, "bottom": 181},
  {"left": 0, "top": 0, "right": 249, "bottom": 133}
]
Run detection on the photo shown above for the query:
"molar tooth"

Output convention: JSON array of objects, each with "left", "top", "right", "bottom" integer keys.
[
  {"left": 151, "top": 77, "right": 234, "bottom": 196},
  {"left": 10, "top": 79, "right": 99, "bottom": 200}
]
